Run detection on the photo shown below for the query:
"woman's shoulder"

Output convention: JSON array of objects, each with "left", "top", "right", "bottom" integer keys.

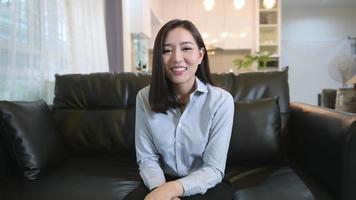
[
  {"left": 206, "top": 84, "right": 234, "bottom": 114},
  {"left": 206, "top": 84, "right": 234, "bottom": 102},
  {"left": 136, "top": 85, "right": 150, "bottom": 102}
]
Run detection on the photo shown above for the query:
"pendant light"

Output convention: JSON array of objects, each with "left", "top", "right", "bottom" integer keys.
[
  {"left": 203, "top": 0, "right": 215, "bottom": 11},
  {"left": 233, "top": 0, "right": 245, "bottom": 10},
  {"left": 262, "top": 0, "right": 276, "bottom": 9}
]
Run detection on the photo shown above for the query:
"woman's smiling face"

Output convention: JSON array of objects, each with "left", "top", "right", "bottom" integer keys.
[{"left": 162, "top": 27, "right": 204, "bottom": 89}]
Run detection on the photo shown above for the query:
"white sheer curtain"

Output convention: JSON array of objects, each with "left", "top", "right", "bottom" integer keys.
[
  {"left": 0, "top": 0, "right": 109, "bottom": 103},
  {"left": 66, "top": 0, "right": 109, "bottom": 73}
]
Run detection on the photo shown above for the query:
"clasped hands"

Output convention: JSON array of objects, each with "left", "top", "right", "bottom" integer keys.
[{"left": 144, "top": 180, "right": 183, "bottom": 200}]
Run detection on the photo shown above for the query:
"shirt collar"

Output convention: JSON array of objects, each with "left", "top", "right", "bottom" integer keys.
[{"left": 195, "top": 76, "right": 208, "bottom": 93}]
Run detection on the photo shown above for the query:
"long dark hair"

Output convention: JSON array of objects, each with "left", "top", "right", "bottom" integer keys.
[{"left": 149, "top": 19, "right": 214, "bottom": 114}]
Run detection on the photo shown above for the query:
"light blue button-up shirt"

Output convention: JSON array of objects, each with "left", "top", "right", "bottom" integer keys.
[{"left": 135, "top": 77, "right": 234, "bottom": 196}]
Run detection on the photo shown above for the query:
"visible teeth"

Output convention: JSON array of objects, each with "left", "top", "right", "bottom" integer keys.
[{"left": 171, "top": 67, "right": 187, "bottom": 72}]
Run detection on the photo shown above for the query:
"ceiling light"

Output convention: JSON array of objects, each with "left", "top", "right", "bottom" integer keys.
[
  {"left": 203, "top": 0, "right": 215, "bottom": 11},
  {"left": 208, "top": 51, "right": 216, "bottom": 55},
  {"left": 233, "top": 0, "right": 245, "bottom": 10},
  {"left": 262, "top": 0, "right": 276, "bottom": 9},
  {"left": 221, "top": 32, "right": 229, "bottom": 38},
  {"left": 240, "top": 32, "right": 246, "bottom": 38}
]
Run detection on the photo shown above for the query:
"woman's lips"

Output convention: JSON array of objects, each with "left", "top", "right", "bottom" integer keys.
[{"left": 171, "top": 66, "right": 187, "bottom": 75}]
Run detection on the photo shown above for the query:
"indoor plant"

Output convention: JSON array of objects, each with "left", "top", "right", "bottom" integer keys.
[{"left": 233, "top": 51, "right": 273, "bottom": 71}]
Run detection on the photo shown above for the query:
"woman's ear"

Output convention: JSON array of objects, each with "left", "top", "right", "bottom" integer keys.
[{"left": 199, "top": 47, "right": 205, "bottom": 64}]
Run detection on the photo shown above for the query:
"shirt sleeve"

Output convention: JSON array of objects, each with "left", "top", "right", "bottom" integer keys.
[
  {"left": 177, "top": 92, "right": 234, "bottom": 196},
  {"left": 135, "top": 90, "right": 166, "bottom": 190}
]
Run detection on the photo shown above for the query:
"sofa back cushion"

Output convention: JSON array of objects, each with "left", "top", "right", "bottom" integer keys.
[
  {"left": 0, "top": 100, "right": 67, "bottom": 180},
  {"left": 53, "top": 73, "right": 150, "bottom": 156},
  {"left": 53, "top": 68, "right": 289, "bottom": 160},
  {"left": 227, "top": 98, "right": 282, "bottom": 166},
  {"left": 212, "top": 68, "right": 289, "bottom": 108}
]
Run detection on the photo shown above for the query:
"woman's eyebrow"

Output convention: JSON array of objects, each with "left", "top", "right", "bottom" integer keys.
[
  {"left": 163, "top": 41, "right": 194, "bottom": 46},
  {"left": 180, "top": 41, "right": 194, "bottom": 45}
]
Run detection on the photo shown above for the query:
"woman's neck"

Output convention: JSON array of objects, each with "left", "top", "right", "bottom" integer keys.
[{"left": 174, "top": 80, "right": 196, "bottom": 105}]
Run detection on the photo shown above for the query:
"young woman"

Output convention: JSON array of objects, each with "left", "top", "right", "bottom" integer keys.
[{"left": 126, "top": 19, "right": 234, "bottom": 200}]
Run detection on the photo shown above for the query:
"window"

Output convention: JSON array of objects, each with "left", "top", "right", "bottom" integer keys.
[
  {"left": 0, "top": 0, "right": 70, "bottom": 101},
  {"left": 0, "top": 0, "right": 109, "bottom": 102}
]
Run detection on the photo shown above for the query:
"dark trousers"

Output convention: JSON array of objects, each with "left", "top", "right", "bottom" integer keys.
[{"left": 123, "top": 178, "right": 233, "bottom": 200}]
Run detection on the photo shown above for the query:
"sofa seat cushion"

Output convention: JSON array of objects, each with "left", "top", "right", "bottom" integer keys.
[
  {"left": 225, "top": 166, "right": 333, "bottom": 200},
  {"left": 0, "top": 156, "right": 141, "bottom": 200}
]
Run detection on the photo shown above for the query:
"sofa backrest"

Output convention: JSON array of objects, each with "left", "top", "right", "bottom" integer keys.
[
  {"left": 52, "top": 73, "right": 151, "bottom": 156},
  {"left": 0, "top": 134, "right": 13, "bottom": 179},
  {"left": 52, "top": 68, "right": 290, "bottom": 159}
]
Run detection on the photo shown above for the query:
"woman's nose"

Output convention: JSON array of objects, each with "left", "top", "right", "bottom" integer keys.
[{"left": 172, "top": 49, "right": 183, "bottom": 62}]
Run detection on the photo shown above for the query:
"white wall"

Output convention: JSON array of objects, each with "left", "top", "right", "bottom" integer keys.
[
  {"left": 154, "top": 0, "right": 255, "bottom": 50},
  {"left": 281, "top": 5, "right": 356, "bottom": 105},
  {"left": 147, "top": 0, "right": 256, "bottom": 73}
]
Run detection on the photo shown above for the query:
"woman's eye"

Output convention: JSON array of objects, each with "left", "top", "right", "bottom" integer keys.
[
  {"left": 163, "top": 49, "right": 172, "bottom": 54},
  {"left": 182, "top": 47, "right": 192, "bottom": 51}
]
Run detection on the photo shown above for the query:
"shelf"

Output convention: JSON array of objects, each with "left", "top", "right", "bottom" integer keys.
[
  {"left": 259, "top": 27, "right": 278, "bottom": 45},
  {"left": 260, "top": 8, "right": 277, "bottom": 12},
  {"left": 257, "top": 0, "right": 280, "bottom": 68},
  {"left": 260, "top": 24, "right": 278, "bottom": 28},
  {"left": 260, "top": 43, "right": 278, "bottom": 46},
  {"left": 259, "top": 45, "right": 279, "bottom": 56},
  {"left": 260, "top": 11, "right": 277, "bottom": 24}
]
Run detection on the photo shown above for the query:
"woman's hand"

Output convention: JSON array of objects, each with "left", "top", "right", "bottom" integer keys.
[{"left": 144, "top": 181, "right": 183, "bottom": 200}]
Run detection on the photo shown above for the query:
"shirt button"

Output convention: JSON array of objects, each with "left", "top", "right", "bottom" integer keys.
[
  {"left": 178, "top": 124, "right": 182, "bottom": 128},
  {"left": 178, "top": 143, "right": 182, "bottom": 147}
]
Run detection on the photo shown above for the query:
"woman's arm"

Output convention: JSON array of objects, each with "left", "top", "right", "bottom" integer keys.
[
  {"left": 144, "top": 181, "right": 183, "bottom": 200},
  {"left": 135, "top": 90, "right": 166, "bottom": 190},
  {"left": 177, "top": 92, "right": 234, "bottom": 196},
  {"left": 136, "top": 89, "right": 184, "bottom": 200}
]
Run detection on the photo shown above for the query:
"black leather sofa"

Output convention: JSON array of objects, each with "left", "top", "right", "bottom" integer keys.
[{"left": 0, "top": 68, "right": 355, "bottom": 200}]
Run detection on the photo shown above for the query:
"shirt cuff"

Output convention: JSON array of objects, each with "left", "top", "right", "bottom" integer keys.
[
  {"left": 140, "top": 170, "right": 166, "bottom": 190},
  {"left": 147, "top": 177, "right": 165, "bottom": 190},
  {"left": 177, "top": 176, "right": 204, "bottom": 196}
]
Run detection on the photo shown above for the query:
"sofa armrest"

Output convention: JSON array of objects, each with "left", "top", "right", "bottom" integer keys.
[{"left": 289, "top": 103, "right": 356, "bottom": 200}]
